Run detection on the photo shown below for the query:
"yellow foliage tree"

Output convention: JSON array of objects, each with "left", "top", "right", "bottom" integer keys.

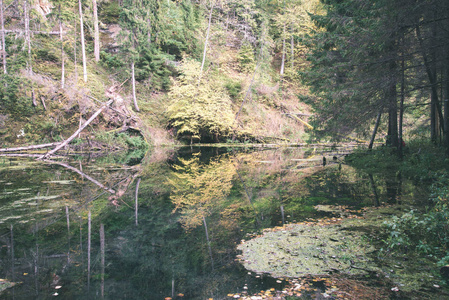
[{"left": 166, "top": 59, "right": 236, "bottom": 142}]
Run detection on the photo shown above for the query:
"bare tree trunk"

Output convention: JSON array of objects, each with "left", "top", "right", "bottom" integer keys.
[
  {"left": 59, "top": 5, "right": 65, "bottom": 89},
  {"left": 290, "top": 29, "right": 294, "bottom": 69},
  {"left": 79, "top": 0, "right": 87, "bottom": 82},
  {"left": 131, "top": 62, "right": 139, "bottom": 111},
  {"left": 147, "top": 19, "right": 151, "bottom": 44},
  {"left": 32, "top": 88, "right": 37, "bottom": 106},
  {"left": 74, "top": 18, "right": 78, "bottom": 82},
  {"left": 0, "top": 0, "right": 6, "bottom": 74},
  {"left": 0, "top": 142, "right": 61, "bottom": 152},
  {"left": 92, "top": 0, "right": 100, "bottom": 62},
  {"left": 280, "top": 24, "right": 286, "bottom": 79},
  {"left": 24, "top": 0, "right": 32, "bottom": 74},
  {"left": 198, "top": 2, "right": 213, "bottom": 85}
]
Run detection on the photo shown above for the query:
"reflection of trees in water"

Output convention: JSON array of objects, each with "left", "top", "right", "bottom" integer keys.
[
  {"left": 0, "top": 156, "right": 146, "bottom": 298},
  {"left": 0, "top": 147, "right": 423, "bottom": 298},
  {"left": 169, "top": 155, "right": 236, "bottom": 230}
]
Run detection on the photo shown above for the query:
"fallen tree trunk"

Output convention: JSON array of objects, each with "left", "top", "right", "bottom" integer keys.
[
  {"left": 0, "top": 142, "right": 61, "bottom": 152},
  {"left": 39, "top": 99, "right": 113, "bottom": 160}
]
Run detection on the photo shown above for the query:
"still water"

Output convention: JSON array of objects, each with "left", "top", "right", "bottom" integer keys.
[{"left": 0, "top": 146, "right": 418, "bottom": 299}]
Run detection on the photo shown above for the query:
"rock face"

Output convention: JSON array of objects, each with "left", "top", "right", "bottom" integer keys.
[
  {"left": 100, "top": 24, "right": 122, "bottom": 53},
  {"left": 34, "top": 0, "right": 53, "bottom": 17}
]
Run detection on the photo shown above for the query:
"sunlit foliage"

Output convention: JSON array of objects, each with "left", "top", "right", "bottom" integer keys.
[{"left": 166, "top": 59, "right": 236, "bottom": 142}]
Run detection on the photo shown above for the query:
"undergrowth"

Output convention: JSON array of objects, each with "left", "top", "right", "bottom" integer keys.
[{"left": 346, "top": 142, "right": 449, "bottom": 283}]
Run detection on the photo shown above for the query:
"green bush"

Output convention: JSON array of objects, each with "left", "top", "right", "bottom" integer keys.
[
  {"left": 224, "top": 80, "right": 242, "bottom": 99},
  {"left": 381, "top": 173, "right": 449, "bottom": 263},
  {"left": 100, "top": 51, "right": 124, "bottom": 69}
]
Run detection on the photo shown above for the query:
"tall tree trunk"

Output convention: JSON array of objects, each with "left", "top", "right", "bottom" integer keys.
[
  {"left": 79, "top": 0, "right": 87, "bottom": 82},
  {"left": 24, "top": 0, "right": 32, "bottom": 74},
  {"left": 416, "top": 25, "right": 445, "bottom": 140},
  {"left": 74, "top": 18, "right": 78, "bottom": 82},
  {"left": 445, "top": 3, "right": 449, "bottom": 155},
  {"left": 92, "top": 0, "right": 100, "bottom": 62},
  {"left": 59, "top": 5, "right": 65, "bottom": 89},
  {"left": 198, "top": 2, "right": 213, "bottom": 85},
  {"left": 399, "top": 35, "right": 406, "bottom": 158},
  {"left": 147, "top": 19, "right": 151, "bottom": 44},
  {"left": 280, "top": 24, "right": 286, "bottom": 79},
  {"left": 0, "top": 0, "right": 6, "bottom": 74},
  {"left": 430, "top": 14, "right": 439, "bottom": 143},
  {"left": 131, "top": 61, "right": 139, "bottom": 111},
  {"left": 290, "top": 27, "right": 294, "bottom": 69},
  {"left": 388, "top": 60, "right": 398, "bottom": 149}
]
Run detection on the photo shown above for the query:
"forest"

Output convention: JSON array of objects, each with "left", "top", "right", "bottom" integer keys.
[
  {"left": 1, "top": 0, "right": 449, "bottom": 298},
  {"left": 0, "top": 0, "right": 448, "bottom": 151}
]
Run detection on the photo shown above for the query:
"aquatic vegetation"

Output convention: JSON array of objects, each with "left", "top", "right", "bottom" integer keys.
[{"left": 237, "top": 219, "right": 378, "bottom": 278}]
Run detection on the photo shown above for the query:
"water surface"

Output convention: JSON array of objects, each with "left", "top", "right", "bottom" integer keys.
[{"left": 0, "top": 145, "right": 421, "bottom": 299}]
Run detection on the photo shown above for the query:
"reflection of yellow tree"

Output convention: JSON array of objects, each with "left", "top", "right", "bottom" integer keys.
[{"left": 169, "top": 155, "right": 236, "bottom": 230}]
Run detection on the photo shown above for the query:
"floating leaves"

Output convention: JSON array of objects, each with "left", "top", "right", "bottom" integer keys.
[{"left": 237, "top": 221, "right": 378, "bottom": 278}]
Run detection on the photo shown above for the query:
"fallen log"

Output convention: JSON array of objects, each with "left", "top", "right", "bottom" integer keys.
[
  {"left": 39, "top": 99, "right": 113, "bottom": 160},
  {"left": 289, "top": 114, "right": 314, "bottom": 130},
  {"left": 0, "top": 142, "right": 62, "bottom": 152}
]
